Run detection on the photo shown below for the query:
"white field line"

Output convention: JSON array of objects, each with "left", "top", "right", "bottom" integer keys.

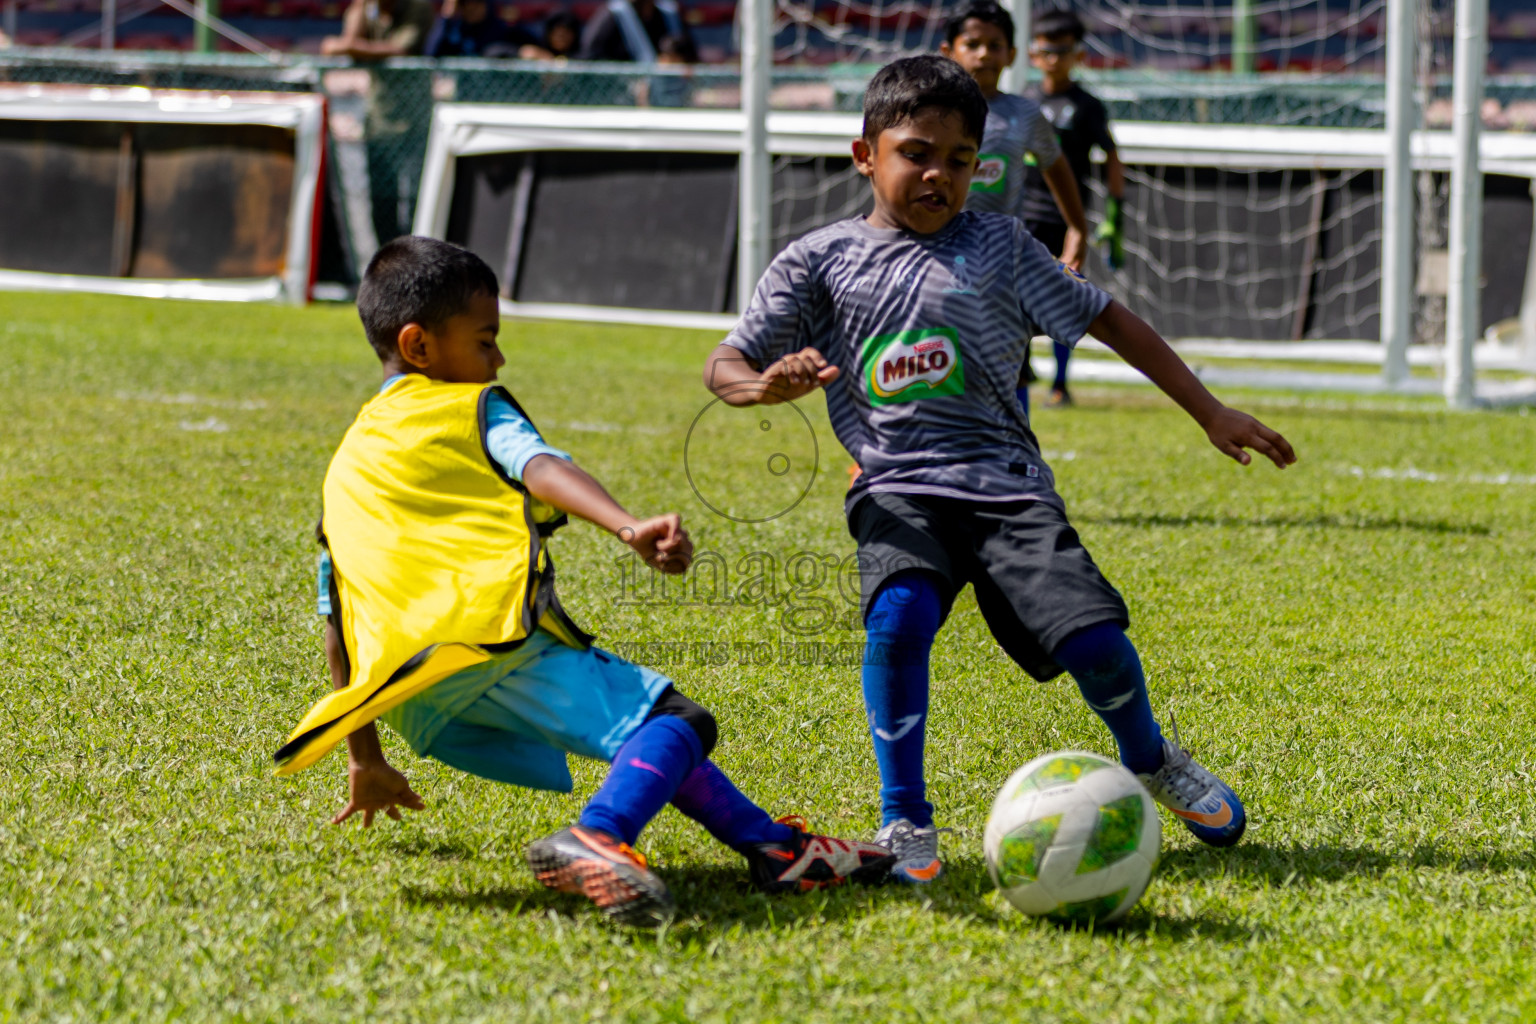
[
  {"left": 1074, "top": 337, "right": 1536, "bottom": 371},
  {"left": 550, "top": 420, "right": 667, "bottom": 436},
  {"left": 118, "top": 391, "right": 266, "bottom": 411},
  {"left": 1338, "top": 465, "right": 1536, "bottom": 486},
  {"left": 1061, "top": 354, "right": 1536, "bottom": 403}
]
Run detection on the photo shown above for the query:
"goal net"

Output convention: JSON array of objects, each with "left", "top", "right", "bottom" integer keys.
[
  {"left": 770, "top": 0, "right": 1415, "bottom": 75},
  {"left": 757, "top": 0, "right": 1536, "bottom": 360}
]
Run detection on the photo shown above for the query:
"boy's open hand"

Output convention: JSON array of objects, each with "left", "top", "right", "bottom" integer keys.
[
  {"left": 1202, "top": 406, "right": 1297, "bottom": 468},
  {"left": 757, "top": 348, "right": 840, "bottom": 405},
  {"left": 621, "top": 514, "right": 693, "bottom": 574},
  {"left": 333, "top": 760, "right": 425, "bottom": 827}
]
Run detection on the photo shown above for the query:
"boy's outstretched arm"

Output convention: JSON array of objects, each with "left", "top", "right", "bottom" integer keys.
[
  {"left": 703, "top": 343, "right": 839, "bottom": 406},
  {"left": 326, "top": 621, "right": 425, "bottom": 827},
  {"left": 1041, "top": 155, "right": 1089, "bottom": 269},
  {"left": 1088, "top": 300, "right": 1297, "bottom": 469},
  {"left": 521, "top": 455, "right": 693, "bottom": 574}
]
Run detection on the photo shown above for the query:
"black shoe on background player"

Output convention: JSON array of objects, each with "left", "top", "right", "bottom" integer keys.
[{"left": 1045, "top": 385, "right": 1074, "bottom": 408}]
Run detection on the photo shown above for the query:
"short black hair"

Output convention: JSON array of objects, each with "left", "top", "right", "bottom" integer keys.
[
  {"left": 658, "top": 33, "right": 697, "bottom": 62},
  {"left": 1033, "top": 7, "right": 1085, "bottom": 42},
  {"left": 542, "top": 9, "right": 581, "bottom": 50},
  {"left": 356, "top": 236, "right": 499, "bottom": 361},
  {"left": 944, "top": 0, "right": 1015, "bottom": 46},
  {"left": 862, "top": 55, "right": 988, "bottom": 148}
]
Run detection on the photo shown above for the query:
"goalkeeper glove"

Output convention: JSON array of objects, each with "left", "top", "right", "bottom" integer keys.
[{"left": 1095, "top": 196, "right": 1125, "bottom": 271}]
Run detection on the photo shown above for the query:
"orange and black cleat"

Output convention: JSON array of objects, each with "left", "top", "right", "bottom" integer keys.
[
  {"left": 739, "top": 815, "right": 896, "bottom": 893},
  {"left": 526, "top": 825, "right": 675, "bottom": 926}
]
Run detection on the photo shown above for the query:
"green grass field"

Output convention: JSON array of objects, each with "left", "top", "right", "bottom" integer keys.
[{"left": 2, "top": 291, "right": 1534, "bottom": 1022}]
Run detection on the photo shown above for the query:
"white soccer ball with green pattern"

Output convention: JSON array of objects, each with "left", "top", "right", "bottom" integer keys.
[{"left": 984, "top": 750, "right": 1161, "bottom": 923}]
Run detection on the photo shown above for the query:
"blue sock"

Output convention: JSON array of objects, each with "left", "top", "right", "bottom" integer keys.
[
  {"left": 1052, "top": 623, "right": 1165, "bottom": 775},
  {"left": 1015, "top": 385, "right": 1031, "bottom": 416},
  {"left": 862, "top": 571, "right": 943, "bottom": 828},
  {"left": 671, "top": 760, "right": 794, "bottom": 849},
  {"left": 1052, "top": 340, "right": 1072, "bottom": 392},
  {"left": 578, "top": 715, "right": 703, "bottom": 845}
]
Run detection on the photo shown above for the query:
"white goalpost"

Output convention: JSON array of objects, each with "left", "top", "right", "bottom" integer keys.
[{"left": 1444, "top": 0, "right": 1486, "bottom": 408}]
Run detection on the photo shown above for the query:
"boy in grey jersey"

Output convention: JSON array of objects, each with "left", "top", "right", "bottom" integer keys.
[
  {"left": 942, "top": 0, "right": 1087, "bottom": 412},
  {"left": 704, "top": 55, "right": 1296, "bottom": 885},
  {"left": 941, "top": 0, "right": 1086, "bottom": 270}
]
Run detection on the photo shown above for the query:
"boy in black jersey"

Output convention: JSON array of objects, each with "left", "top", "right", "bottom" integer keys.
[{"left": 1020, "top": 6, "right": 1126, "bottom": 407}]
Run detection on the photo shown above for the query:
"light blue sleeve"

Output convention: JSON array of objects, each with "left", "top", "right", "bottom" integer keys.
[
  {"left": 317, "top": 551, "right": 333, "bottom": 617},
  {"left": 484, "top": 390, "right": 571, "bottom": 482}
]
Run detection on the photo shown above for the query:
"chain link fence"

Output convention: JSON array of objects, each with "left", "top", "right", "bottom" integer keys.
[{"left": 5, "top": 47, "right": 1536, "bottom": 272}]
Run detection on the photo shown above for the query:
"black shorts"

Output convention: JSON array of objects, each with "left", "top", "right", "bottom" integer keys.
[
  {"left": 849, "top": 491, "right": 1130, "bottom": 681},
  {"left": 1025, "top": 219, "right": 1068, "bottom": 260}
]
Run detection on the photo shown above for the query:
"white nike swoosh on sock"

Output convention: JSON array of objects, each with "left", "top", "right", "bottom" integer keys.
[
  {"left": 1087, "top": 691, "right": 1135, "bottom": 712},
  {"left": 873, "top": 713, "right": 924, "bottom": 742}
]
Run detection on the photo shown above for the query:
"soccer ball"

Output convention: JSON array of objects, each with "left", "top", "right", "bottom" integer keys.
[{"left": 983, "top": 750, "right": 1161, "bottom": 924}]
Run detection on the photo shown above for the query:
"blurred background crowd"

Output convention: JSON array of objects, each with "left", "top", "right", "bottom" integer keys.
[{"left": 3, "top": 0, "right": 1535, "bottom": 74}]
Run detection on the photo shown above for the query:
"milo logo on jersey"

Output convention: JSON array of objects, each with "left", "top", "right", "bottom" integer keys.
[
  {"left": 862, "top": 327, "right": 966, "bottom": 406},
  {"left": 970, "top": 154, "right": 1007, "bottom": 193}
]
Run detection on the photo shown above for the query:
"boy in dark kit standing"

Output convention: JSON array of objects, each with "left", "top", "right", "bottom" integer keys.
[
  {"left": 1021, "top": 6, "right": 1126, "bottom": 407},
  {"left": 704, "top": 56, "right": 1295, "bottom": 885}
]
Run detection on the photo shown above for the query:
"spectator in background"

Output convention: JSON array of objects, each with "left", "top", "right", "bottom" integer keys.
[
  {"left": 425, "top": 0, "right": 537, "bottom": 57},
  {"left": 322, "top": 0, "right": 436, "bottom": 249},
  {"left": 322, "top": 0, "right": 435, "bottom": 57},
  {"left": 578, "top": 0, "right": 691, "bottom": 62},
  {"left": 525, "top": 9, "right": 582, "bottom": 60},
  {"left": 645, "top": 34, "right": 696, "bottom": 106}
]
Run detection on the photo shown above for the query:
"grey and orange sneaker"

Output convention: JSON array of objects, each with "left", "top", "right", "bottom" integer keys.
[
  {"left": 739, "top": 816, "right": 895, "bottom": 893},
  {"left": 1137, "top": 734, "right": 1247, "bottom": 848},
  {"left": 872, "top": 818, "right": 951, "bottom": 884},
  {"left": 526, "top": 825, "right": 674, "bottom": 926}
]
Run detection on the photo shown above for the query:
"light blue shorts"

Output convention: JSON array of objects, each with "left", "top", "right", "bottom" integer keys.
[{"left": 380, "top": 629, "right": 673, "bottom": 793}]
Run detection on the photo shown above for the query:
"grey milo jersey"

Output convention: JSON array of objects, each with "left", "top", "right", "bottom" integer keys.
[
  {"left": 966, "top": 93, "right": 1061, "bottom": 220},
  {"left": 723, "top": 212, "right": 1111, "bottom": 509}
]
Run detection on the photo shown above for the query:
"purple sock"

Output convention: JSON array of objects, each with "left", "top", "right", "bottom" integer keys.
[
  {"left": 577, "top": 715, "right": 702, "bottom": 846},
  {"left": 671, "top": 760, "right": 794, "bottom": 850}
]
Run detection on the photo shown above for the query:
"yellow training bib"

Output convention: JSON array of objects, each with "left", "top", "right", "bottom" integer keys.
[{"left": 274, "top": 376, "right": 587, "bottom": 775}]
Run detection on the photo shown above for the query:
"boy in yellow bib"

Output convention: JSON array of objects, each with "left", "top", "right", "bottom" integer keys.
[{"left": 276, "top": 237, "right": 893, "bottom": 925}]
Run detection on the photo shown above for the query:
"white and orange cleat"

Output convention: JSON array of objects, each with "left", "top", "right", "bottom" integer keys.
[
  {"left": 872, "top": 818, "right": 951, "bottom": 884},
  {"left": 739, "top": 815, "right": 895, "bottom": 892},
  {"left": 1137, "top": 735, "right": 1247, "bottom": 848}
]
